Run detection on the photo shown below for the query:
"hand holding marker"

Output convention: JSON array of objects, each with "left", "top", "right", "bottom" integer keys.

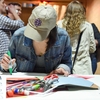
[{"left": 7, "top": 51, "right": 12, "bottom": 75}]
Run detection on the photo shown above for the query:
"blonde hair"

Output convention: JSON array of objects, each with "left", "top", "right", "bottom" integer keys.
[{"left": 63, "top": 0, "right": 86, "bottom": 37}]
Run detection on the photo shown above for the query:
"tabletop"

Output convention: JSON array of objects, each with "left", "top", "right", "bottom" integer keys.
[{"left": 0, "top": 72, "right": 100, "bottom": 100}]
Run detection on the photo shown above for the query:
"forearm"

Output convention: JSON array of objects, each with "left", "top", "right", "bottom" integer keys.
[
  {"left": 57, "top": 64, "right": 71, "bottom": 74},
  {"left": 11, "top": 20, "right": 24, "bottom": 30},
  {"left": 0, "top": 15, "right": 24, "bottom": 30}
]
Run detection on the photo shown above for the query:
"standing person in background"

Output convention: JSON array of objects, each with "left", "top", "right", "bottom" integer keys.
[
  {"left": 6, "top": 2, "right": 24, "bottom": 35},
  {"left": 57, "top": 0, "right": 96, "bottom": 75},
  {"left": 0, "top": 5, "right": 72, "bottom": 76},
  {"left": 0, "top": 0, "right": 24, "bottom": 61}
]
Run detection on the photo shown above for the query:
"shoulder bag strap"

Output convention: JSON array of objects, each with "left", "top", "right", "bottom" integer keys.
[{"left": 71, "top": 30, "right": 84, "bottom": 73}]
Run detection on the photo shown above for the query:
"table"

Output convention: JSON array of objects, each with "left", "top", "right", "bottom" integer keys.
[
  {"left": 0, "top": 72, "right": 47, "bottom": 76},
  {"left": 0, "top": 72, "right": 100, "bottom": 100}
]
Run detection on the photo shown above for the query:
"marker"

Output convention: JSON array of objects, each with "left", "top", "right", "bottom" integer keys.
[
  {"left": 25, "top": 84, "right": 40, "bottom": 91},
  {"left": 7, "top": 51, "right": 12, "bottom": 75}
]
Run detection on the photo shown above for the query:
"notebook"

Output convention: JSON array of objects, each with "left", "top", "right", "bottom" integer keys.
[{"left": 44, "top": 76, "right": 99, "bottom": 93}]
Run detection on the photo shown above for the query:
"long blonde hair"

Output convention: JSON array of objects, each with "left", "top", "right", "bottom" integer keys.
[{"left": 63, "top": 0, "right": 86, "bottom": 37}]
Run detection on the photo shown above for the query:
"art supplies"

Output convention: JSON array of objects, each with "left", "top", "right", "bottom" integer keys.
[
  {"left": 6, "top": 74, "right": 99, "bottom": 98},
  {"left": 6, "top": 76, "right": 44, "bottom": 97},
  {"left": 43, "top": 74, "right": 58, "bottom": 91}
]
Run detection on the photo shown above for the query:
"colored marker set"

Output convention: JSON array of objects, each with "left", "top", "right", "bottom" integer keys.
[
  {"left": 6, "top": 79, "right": 45, "bottom": 97},
  {"left": 6, "top": 74, "right": 59, "bottom": 98},
  {"left": 7, "top": 84, "right": 41, "bottom": 97}
]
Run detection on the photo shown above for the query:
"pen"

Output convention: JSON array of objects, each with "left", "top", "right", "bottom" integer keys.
[
  {"left": 7, "top": 51, "right": 12, "bottom": 75},
  {"left": 25, "top": 84, "right": 40, "bottom": 91}
]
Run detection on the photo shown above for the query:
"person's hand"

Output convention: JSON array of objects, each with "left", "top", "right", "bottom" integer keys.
[
  {"left": 0, "top": 54, "right": 16, "bottom": 70},
  {"left": 95, "top": 39, "right": 98, "bottom": 46},
  {"left": 7, "top": 5, "right": 21, "bottom": 20},
  {"left": 7, "top": 5, "right": 16, "bottom": 14},
  {"left": 49, "top": 67, "right": 69, "bottom": 77}
]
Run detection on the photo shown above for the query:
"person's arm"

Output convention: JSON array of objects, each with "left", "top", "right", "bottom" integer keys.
[
  {"left": 0, "top": 34, "right": 16, "bottom": 71},
  {"left": 57, "top": 32, "right": 72, "bottom": 73},
  {"left": 0, "top": 14, "right": 24, "bottom": 30},
  {"left": 89, "top": 24, "right": 96, "bottom": 53},
  {"left": 0, "top": 54, "right": 16, "bottom": 72},
  {"left": 8, "top": 5, "right": 21, "bottom": 20},
  {"left": 50, "top": 28, "right": 72, "bottom": 76}
]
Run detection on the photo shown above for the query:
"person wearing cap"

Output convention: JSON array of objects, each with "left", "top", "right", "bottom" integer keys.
[{"left": 0, "top": 5, "right": 72, "bottom": 76}]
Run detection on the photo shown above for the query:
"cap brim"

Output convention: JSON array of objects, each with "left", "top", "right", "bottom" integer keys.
[{"left": 24, "top": 24, "right": 50, "bottom": 41}]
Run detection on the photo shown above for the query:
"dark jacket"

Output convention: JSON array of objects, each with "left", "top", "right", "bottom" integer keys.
[{"left": 91, "top": 23, "right": 100, "bottom": 61}]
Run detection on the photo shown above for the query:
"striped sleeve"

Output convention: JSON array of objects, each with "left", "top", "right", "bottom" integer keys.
[{"left": 0, "top": 14, "right": 24, "bottom": 30}]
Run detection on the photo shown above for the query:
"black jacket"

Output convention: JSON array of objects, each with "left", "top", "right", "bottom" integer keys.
[{"left": 91, "top": 23, "right": 100, "bottom": 61}]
